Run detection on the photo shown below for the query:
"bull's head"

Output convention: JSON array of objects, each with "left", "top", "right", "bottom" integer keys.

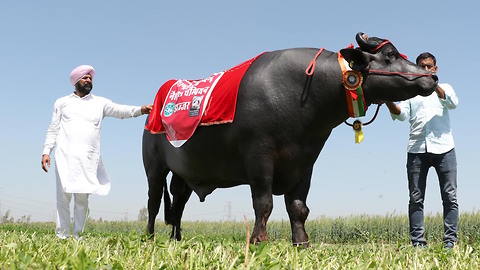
[{"left": 340, "top": 32, "right": 437, "bottom": 105}]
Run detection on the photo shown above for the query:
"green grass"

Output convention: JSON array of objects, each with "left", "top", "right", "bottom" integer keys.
[{"left": 1, "top": 212, "right": 480, "bottom": 269}]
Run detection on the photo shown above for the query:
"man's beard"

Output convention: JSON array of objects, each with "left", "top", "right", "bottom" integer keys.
[{"left": 77, "top": 83, "right": 93, "bottom": 95}]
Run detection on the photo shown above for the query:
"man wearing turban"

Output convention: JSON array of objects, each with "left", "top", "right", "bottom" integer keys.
[{"left": 41, "top": 65, "right": 152, "bottom": 239}]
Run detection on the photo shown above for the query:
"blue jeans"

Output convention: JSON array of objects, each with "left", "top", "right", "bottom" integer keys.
[{"left": 407, "top": 149, "right": 458, "bottom": 245}]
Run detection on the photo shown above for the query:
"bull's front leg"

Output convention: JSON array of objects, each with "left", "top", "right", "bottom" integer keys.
[
  {"left": 249, "top": 176, "right": 273, "bottom": 244},
  {"left": 284, "top": 167, "right": 312, "bottom": 247}
]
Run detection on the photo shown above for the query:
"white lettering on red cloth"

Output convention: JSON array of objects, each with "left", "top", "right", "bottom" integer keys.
[{"left": 161, "top": 72, "right": 224, "bottom": 147}]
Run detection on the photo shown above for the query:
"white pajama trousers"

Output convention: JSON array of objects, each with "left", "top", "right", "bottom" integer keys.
[{"left": 55, "top": 168, "right": 89, "bottom": 239}]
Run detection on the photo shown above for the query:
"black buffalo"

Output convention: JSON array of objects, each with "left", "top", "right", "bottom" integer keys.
[{"left": 142, "top": 32, "right": 437, "bottom": 246}]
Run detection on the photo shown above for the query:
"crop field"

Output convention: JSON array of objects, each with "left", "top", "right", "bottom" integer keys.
[{"left": 1, "top": 212, "right": 480, "bottom": 269}]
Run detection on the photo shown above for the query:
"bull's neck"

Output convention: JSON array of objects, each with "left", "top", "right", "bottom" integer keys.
[{"left": 306, "top": 51, "right": 352, "bottom": 130}]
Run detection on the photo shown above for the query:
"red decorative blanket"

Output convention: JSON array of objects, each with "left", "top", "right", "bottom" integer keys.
[{"left": 145, "top": 54, "right": 263, "bottom": 147}]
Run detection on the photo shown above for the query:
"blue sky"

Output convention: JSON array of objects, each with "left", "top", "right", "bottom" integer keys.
[{"left": 0, "top": 1, "right": 478, "bottom": 222}]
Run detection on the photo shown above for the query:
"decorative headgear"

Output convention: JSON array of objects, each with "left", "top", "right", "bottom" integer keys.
[
  {"left": 70, "top": 65, "right": 95, "bottom": 86},
  {"left": 355, "top": 32, "right": 407, "bottom": 59}
]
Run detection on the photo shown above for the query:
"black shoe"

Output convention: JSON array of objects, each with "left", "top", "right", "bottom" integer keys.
[{"left": 444, "top": 242, "right": 455, "bottom": 249}]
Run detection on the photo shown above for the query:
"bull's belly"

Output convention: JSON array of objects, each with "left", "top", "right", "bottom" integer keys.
[
  {"left": 166, "top": 148, "right": 310, "bottom": 200},
  {"left": 167, "top": 156, "right": 248, "bottom": 186},
  {"left": 180, "top": 168, "right": 305, "bottom": 201},
  {"left": 170, "top": 160, "right": 248, "bottom": 202},
  {"left": 158, "top": 123, "right": 321, "bottom": 201}
]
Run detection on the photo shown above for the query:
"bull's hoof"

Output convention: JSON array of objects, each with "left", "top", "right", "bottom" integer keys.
[
  {"left": 170, "top": 226, "right": 182, "bottom": 241},
  {"left": 250, "top": 234, "right": 269, "bottom": 245},
  {"left": 146, "top": 226, "right": 155, "bottom": 240},
  {"left": 293, "top": 241, "right": 310, "bottom": 248},
  {"left": 169, "top": 233, "right": 182, "bottom": 241}
]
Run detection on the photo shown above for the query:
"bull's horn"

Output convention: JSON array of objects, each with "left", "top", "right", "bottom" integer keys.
[
  {"left": 356, "top": 32, "right": 369, "bottom": 46},
  {"left": 355, "top": 32, "right": 385, "bottom": 52}
]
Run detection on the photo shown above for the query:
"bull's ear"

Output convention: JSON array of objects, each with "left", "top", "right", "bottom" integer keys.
[{"left": 340, "top": 48, "right": 369, "bottom": 71}]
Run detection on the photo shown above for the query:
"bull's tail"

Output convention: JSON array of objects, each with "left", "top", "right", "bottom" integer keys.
[{"left": 163, "top": 177, "right": 174, "bottom": 225}]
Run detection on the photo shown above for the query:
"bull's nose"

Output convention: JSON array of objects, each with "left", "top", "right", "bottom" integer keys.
[{"left": 432, "top": 74, "right": 438, "bottom": 83}]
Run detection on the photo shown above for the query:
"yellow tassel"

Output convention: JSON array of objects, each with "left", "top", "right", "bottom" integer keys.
[
  {"left": 355, "top": 130, "right": 364, "bottom": 144},
  {"left": 352, "top": 120, "right": 364, "bottom": 144}
]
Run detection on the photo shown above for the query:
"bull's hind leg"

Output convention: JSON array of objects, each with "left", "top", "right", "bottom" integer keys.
[
  {"left": 284, "top": 167, "right": 312, "bottom": 247},
  {"left": 169, "top": 173, "right": 192, "bottom": 241},
  {"left": 146, "top": 168, "right": 169, "bottom": 236}
]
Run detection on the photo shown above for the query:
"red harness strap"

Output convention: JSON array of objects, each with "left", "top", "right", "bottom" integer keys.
[
  {"left": 305, "top": 48, "right": 325, "bottom": 76},
  {"left": 370, "top": 40, "right": 391, "bottom": 52},
  {"left": 368, "top": 69, "right": 432, "bottom": 78}
]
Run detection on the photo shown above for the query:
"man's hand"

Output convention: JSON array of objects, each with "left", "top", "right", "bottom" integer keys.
[
  {"left": 384, "top": 101, "right": 401, "bottom": 115},
  {"left": 141, "top": 104, "right": 153, "bottom": 114},
  {"left": 435, "top": 84, "right": 446, "bottom": 99},
  {"left": 41, "top": 154, "right": 50, "bottom": 173}
]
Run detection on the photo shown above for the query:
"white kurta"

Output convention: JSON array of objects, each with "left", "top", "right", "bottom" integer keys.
[{"left": 43, "top": 93, "right": 142, "bottom": 195}]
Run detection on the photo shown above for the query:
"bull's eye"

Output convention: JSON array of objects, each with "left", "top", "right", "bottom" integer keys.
[
  {"left": 387, "top": 52, "right": 397, "bottom": 59},
  {"left": 385, "top": 52, "right": 397, "bottom": 63}
]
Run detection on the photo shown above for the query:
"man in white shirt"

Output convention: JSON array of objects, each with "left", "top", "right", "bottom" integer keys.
[
  {"left": 384, "top": 52, "right": 459, "bottom": 249},
  {"left": 41, "top": 65, "right": 152, "bottom": 239}
]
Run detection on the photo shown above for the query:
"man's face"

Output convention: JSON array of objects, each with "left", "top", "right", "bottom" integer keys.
[
  {"left": 417, "top": 58, "right": 438, "bottom": 74},
  {"left": 76, "top": 74, "right": 93, "bottom": 95}
]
